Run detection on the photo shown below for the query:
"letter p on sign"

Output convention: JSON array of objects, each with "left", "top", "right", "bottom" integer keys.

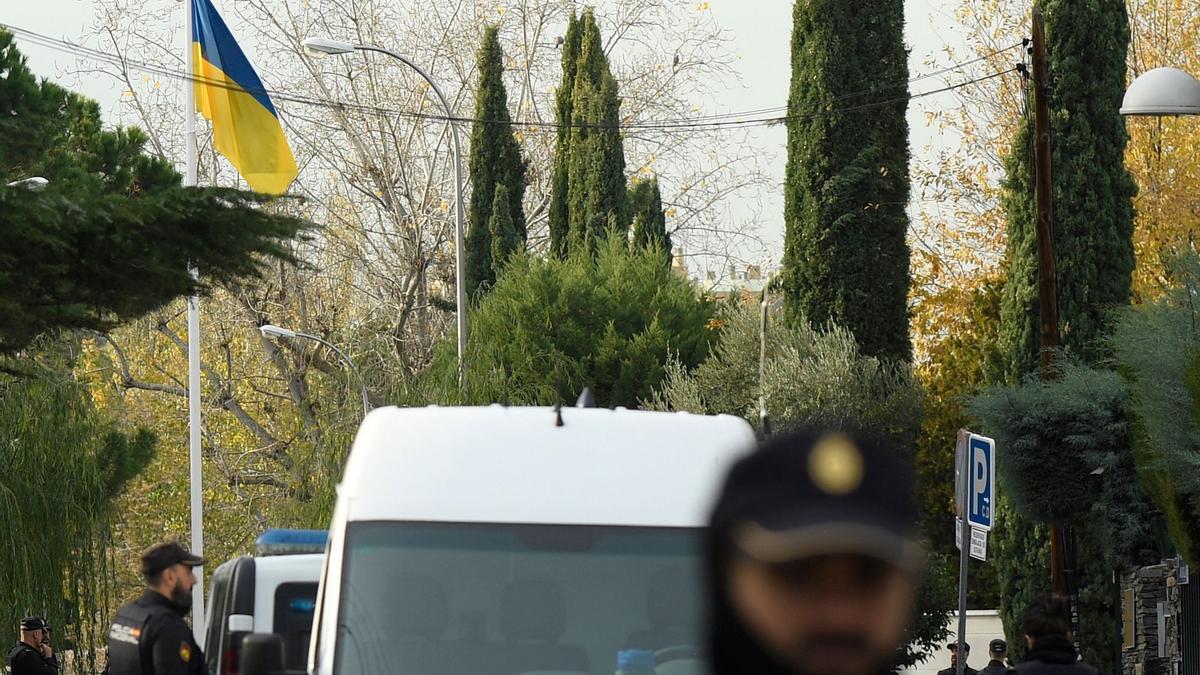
[{"left": 967, "top": 434, "right": 996, "bottom": 531}]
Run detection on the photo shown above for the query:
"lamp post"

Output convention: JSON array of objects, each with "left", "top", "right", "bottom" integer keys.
[
  {"left": 259, "top": 324, "right": 371, "bottom": 417},
  {"left": 1115, "top": 65, "right": 1198, "bottom": 664},
  {"left": 1121, "top": 67, "right": 1200, "bottom": 116},
  {"left": 302, "top": 37, "right": 468, "bottom": 387}
]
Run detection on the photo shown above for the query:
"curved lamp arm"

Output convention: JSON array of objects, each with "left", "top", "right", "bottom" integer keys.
[
  {"left": 296, "top": 331, "right": 372, "bottom": 415},
  {"left": 354, "top": 45, "right": 468, "bottom": 388}
]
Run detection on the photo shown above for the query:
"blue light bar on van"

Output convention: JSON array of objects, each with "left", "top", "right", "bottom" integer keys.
[{"left": 255, "top": 529, "right": 329, "bottom": 556}]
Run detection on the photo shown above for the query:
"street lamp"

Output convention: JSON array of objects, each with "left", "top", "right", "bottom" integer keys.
[
  {"left": 259, "top": 324, "right": 371, "bottom": 417},
  {"left": 1121, "top": 67, "right": 1200, "bottom": 116},
  {"left": 302, "top": 36, "right": 468, "bottom": 387},
  {"left": 6, "top": 177, "right": 49, "bottom": 191}
]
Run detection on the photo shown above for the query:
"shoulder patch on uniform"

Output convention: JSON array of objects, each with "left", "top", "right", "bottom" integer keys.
[
  {"left": 179, "top": 643, "right": 191, "bottom": 663},
  {"left": 108, "top": 624, "right": 141, "bottom": 645}
]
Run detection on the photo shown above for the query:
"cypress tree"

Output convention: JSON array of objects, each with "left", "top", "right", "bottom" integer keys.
[
  {"left": 630, "top": 177, "right": 671, "bottom": 267},
  {"left": 998, "top": 115, "right": 1039, "bottom": 382},
  {"left": 562, "top": 9, "right": 629, "bottom": 254},
  {"left": 995, "top": 6, "right": 1140, "bottom": 672},
  {"left": 567, "top": 75, "right": 599, "bottom": 253},
  {"left": 466, "top": 25, "right": 526, "bottom": 296},
  {"left": 596, "top": 72, "right": 629, "bottom": 238},
  {"left": 999, "top": 0, "right": 1137, "bottom": 379},
  {"left": 489, "top": 184, "right": 520, "bottom": 271},
  {"left": 781, "top": 1, "right": 912, "bottom": 362},
  {"left": 465, "top": 216, "right": 493, "bottom": 296},
  {"left": 548, "top": 13, "right": 582, "bottom": 258}
]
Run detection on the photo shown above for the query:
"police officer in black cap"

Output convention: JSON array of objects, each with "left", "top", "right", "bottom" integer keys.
[
  {"left": 980, "top": 639, "right": 1009, "bottom": 675},
  {"left": 705, "top": 429, "right": 927, "bottom": 675},
  {"left": 105, "top": 541, "right": 205, "bottom": 675},
  {"left": 937, "top": 642, "right": 978, "bottom": 675},
  {"left": 5, "top": 618, "right": 58, "bottom": 675}
]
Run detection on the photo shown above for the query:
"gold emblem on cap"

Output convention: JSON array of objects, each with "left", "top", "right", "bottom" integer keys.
[{"left": 809, "top": 434, "right": 864, "bottom": 495}]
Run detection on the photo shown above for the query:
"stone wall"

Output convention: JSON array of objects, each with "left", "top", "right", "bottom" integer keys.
[{"left": 1122, "top": 558, "right": 1185, "bottom": 675}]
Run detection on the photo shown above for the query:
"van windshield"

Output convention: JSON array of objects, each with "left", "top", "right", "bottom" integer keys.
[{"left": 334, "top": 522, "right": 706, "bottom": 675}]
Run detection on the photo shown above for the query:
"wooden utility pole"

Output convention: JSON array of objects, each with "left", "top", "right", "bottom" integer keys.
[
  {"left": 1031, "top": 6, "right": 1067, "bottom": 597},
  {"left": 1032, "top": 8, "right": 1058, "bottom": 379}
]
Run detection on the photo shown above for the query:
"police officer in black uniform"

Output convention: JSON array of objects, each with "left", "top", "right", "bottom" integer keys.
[
  {"left": 981, "top": 639, "right": 1009, "bottom": 675},
  {"left": 705, "top": 429, "right": 928, "bottom": 675},
  {"left": 105, "top": 542, "right": 205, "bottom": 675},
  {"left": 937, "top": 642, "right": 978, "bottom": 675},
  {"left": 6, "top": 618, "right": 59, "bottom": 675}
]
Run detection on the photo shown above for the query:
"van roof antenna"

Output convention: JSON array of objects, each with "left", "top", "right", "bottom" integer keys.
[
  {"left": 553, "top": 372, "right": 565, "bottom": 427},
  {"left": 576, "top": 387, "right": 596, "bottom": 408},
  {"left": 759, "top": 283, "right": 772, "bottom": 437}
]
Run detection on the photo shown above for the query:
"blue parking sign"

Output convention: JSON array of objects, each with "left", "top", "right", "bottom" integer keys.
[{"left": 967, "top": 433, "right": 996, "bottom": 531}]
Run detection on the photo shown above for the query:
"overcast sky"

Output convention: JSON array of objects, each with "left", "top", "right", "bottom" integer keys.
[{"left": 4, "top": 0, "right": 971, "bottom": 272}]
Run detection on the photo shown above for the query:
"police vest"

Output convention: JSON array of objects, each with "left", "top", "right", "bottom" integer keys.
[
  {"left": 106, "top": 601, "right": 174, "bottom": 675},
  {"left": 4, "top": 644, "right": 34, "bottom": 674}
]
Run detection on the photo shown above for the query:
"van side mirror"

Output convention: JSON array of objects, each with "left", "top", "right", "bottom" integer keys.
[{"left": 239, "top": 634, "right": 284, "bottom": 675}]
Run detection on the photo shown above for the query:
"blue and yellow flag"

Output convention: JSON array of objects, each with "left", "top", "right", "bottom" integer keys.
[{"left": 192, "top": 0, "right": 297, "bottom": 194}]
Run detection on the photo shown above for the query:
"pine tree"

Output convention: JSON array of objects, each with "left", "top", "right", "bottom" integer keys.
[
  {"left": 561, "top": 9, "right": 629, "bottom": 254},
  {"left": 781, "top": 1, "right": 912, "bottom": 362},
  {"left": 466, "top": 25, "right": 527, "bottom": 296},
  {"left": 0, "top": 30, "right": 309, "bottom": 353},
  {"left": 999, "top": 1, "right": 1138, "bottom": 379},
  {"left": 548, "top": 12, "right": 582, "bottom": 258},
  {"left": 630, "top": 177, "right": 671, "bottom": 267},
  {"left": 489, "top": 184, "right": 520, "bottom": 272},
  {"left": 429, "top": 236, "right": 715, "bottom": 409}
]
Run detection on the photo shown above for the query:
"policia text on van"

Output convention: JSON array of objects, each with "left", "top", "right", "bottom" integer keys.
[{"left": 106, "top": 543, "right": 206, "bottom": 675}]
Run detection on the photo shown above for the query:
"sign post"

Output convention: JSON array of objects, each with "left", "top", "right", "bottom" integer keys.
[
  {"left": 955, "top": 430, "right": 996, "bottom": 675},
  {"left": 955, "top": 431, "right": 970, "bottom": 675}
]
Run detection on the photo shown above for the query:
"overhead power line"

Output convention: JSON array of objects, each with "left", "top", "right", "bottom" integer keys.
[
  {"left": 548, "top": 40, "right": 1024, "bottom": 125},
  {"left": 2, "top": 23, "right": 1019, "bottom": 134}
]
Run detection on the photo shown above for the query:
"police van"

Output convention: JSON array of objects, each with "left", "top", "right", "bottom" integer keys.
[
  {"left": 204, "top": 530, "right": 326, "bottom": 675},
  {"left": 239, "top": 405, "right": 756, "bottom": 675}
]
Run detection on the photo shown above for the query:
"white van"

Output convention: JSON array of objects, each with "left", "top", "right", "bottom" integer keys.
[{"left": 241, "top": 405, "right": 756, "bottom": 675}]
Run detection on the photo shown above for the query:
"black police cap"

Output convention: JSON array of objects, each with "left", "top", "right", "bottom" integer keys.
[
  {"left": 989, "top": 639, "right": 1007, "bottom": 653},
  {"left": 20, "top": 617, "right": 48, "bottom": 632},
  {"left": 722, "top": 429, "right": 925, "bottom": 572},
  {"left": 141, "top": 541, "right": 206, "bottom": 578},
  {"left": 948, "top": 642, "right": 971, "bottom": 652}
]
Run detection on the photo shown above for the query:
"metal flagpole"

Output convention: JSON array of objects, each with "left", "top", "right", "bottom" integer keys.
[{"left": 183, "top": 0, "right": 207, "bottom": 645}]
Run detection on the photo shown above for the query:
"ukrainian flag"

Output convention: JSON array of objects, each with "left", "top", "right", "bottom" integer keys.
[{"left": 192, "top": 0, "right": 297, "bottom": 194}]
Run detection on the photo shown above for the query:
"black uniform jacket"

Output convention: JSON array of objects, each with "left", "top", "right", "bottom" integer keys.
[
  {"left": 1013, "top": 637, "right": 1098, "bottom": 675},
  {"left": 981, "top": 658, "right": 1009, "bottom": 675},
  {"left": 106, "top": 590, "right": 203, "bottom": 675},
  {"left": 6, "top": 642, "right": 59, "bottom": 675}
]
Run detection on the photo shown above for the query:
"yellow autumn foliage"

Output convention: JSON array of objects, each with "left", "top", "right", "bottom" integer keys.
[
  {"left": 913, "top": 0, "right": 1200, "bottom": 362},
  {"left": 1125, "top": 0, "right": 1200, "bottom": 300}
]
